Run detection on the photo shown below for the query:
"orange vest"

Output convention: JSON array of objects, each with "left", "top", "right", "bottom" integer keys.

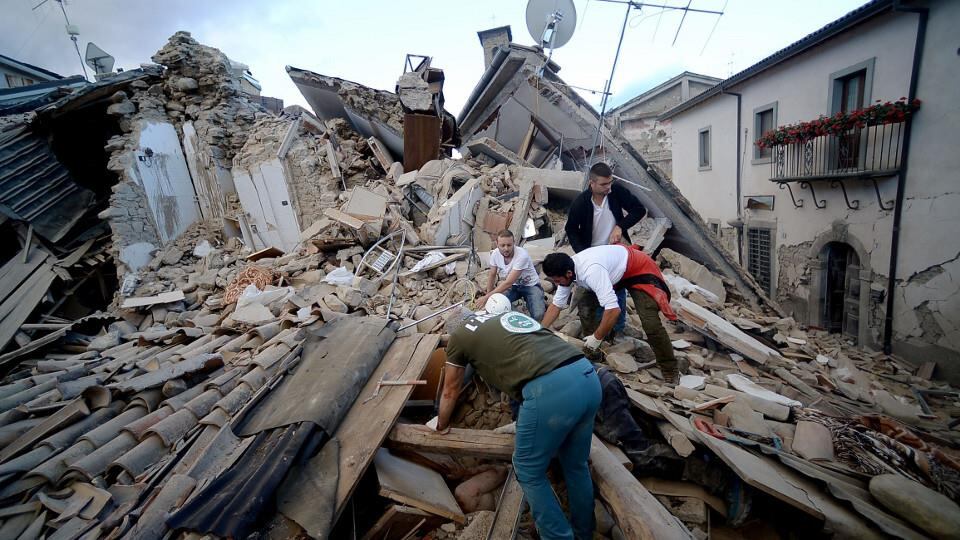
[{"left": 619, "top": 245, "right": 677, "bottom": 320}]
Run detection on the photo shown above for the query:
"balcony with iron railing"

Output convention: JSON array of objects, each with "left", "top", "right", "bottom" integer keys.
[{"left": 759, "top": 98, "right": 920, "bottom": 210}]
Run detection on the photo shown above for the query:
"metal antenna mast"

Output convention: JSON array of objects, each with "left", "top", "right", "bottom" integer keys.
[
  {"left": 584, "top": 0, "right": 724, "bottom": 183},
  {"left": 38, "top": 0, "right": 89, "bottom": 80}
]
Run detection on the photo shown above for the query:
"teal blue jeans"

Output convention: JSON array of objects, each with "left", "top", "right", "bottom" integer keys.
[{"left": 514, "top": 358, "right": 602, "bottom": 539}]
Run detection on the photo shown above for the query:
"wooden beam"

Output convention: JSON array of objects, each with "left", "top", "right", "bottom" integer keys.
[
  {"left": 589, "top": 436, "right": 693, "bottom": 540},
  {"left": 485, "top": 468, "right": 525, "bottom": 540},
  {"left": 386, "top": 424, "right": 513, "bottom": 460},
  {"left": 517, "top": 121, "right": 536, "bottom": 161},
  {"left": 21, "top": 225, "right": 32, "bottom": 264},
  {"left": 507, "top": 176, "right": 535, "bottom": 241},
  {"left": 361, "top": 505, "right": 439, "bottom": 540},
  {"left": 332, "top": 334, "right": 441, "bottom": 521},
  {"left": 388, "top": 426, "right": 691, "bottom": 538},
  {"left": 325, "top": 141, "right": 344, "bottom": 190}
]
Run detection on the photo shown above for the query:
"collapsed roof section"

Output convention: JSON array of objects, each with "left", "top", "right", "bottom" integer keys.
[
  {"left": 286, "top": 63, "right": 461, "bottom": 171},
  {"left": 457, "top": 45, "right": 776, "bottom": 311},
  {"left": 286, "top": 67, "right": 406, "bottom": 158}
]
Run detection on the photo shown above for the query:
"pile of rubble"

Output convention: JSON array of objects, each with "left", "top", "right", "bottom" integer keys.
[{"left": 0, "top": 31, "right": 958, "bottom": 540}]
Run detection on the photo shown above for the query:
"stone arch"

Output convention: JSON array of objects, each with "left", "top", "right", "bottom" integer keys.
[{"left": 806, "top": 223, "right": 873, "bottom": 347}]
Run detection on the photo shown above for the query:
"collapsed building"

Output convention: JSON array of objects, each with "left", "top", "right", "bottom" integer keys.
[{"left": 0, "top": 27, "right": 957, "bottom": 540}]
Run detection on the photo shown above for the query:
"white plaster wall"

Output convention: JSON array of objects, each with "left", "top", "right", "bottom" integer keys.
[
  {"left": 671, "top": 96, "right": 739, "bottom": 225},
  {"left": 129, "top": 120, "right": 201, "bottom": 244},
  {"left": 889, "top": 0, "right": 960, "bottom": 360},
  {"left": 182, "top": 121, "right": 234, "bottom": 221},
  {"left": 669, "top": 7, "right": 960, "bottom": 369},
  {"left": 233, "top": 157, "right": 301, "bottom": 252}
]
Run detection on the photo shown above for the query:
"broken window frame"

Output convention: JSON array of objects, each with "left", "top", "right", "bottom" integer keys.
[{"left": 744, "top": 195, "right": 775, "bottom": 211}]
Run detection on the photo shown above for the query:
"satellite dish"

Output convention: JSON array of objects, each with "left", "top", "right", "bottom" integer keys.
[
  {"left": 525, "top": 0, "right": 577, "bottom": 50},
  {"left": 85, "top": 42, "right": 115, "bottom": 75}
]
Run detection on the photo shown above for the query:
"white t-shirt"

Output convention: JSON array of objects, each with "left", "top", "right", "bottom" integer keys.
[
  {"left": 489, "top": 246, "right": 541, "bottom": 287},
  {"left": 590, "top": 195, "right": 617, "bottom": 247},
  {"left": 552, "top": 244, "right": 628, "bottom": 310}
]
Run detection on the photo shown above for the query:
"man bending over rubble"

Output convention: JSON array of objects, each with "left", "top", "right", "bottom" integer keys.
[
  {"left": 435, "top": 306, "right": 601, "bottom": 539},
  {"left": 477, "top": 229, "right": 546, "bottom": 320},
  {"left": 541, "top": 244, "right": 680, "bottom": 384}
]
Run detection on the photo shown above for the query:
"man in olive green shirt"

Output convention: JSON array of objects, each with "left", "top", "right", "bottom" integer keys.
[{"left": 436, "top": 310, "right": 601, "bottom": 540}]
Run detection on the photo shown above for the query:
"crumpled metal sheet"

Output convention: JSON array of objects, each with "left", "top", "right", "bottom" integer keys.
[{"left": 237, "top": 317, "right": 395, "bottom": 437}]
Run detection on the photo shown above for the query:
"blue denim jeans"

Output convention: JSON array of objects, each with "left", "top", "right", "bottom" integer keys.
[
  {"left": 505, "top": 283, "right": 546, "bottom": 321},
  {"left": 514, "top": 358, "right": 602, "bottom": 539},
  {"left": 593, "top": 287, "right": 627, "bottom": 333}
]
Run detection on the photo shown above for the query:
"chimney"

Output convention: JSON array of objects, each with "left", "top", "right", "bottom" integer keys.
[{"left": 477, "top": 26, "right": 513, "bottom": 70}]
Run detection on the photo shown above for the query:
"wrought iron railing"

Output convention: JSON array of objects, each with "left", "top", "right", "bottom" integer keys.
[{"left": 769, "top": 121, "right": 905, "bottom": 181}]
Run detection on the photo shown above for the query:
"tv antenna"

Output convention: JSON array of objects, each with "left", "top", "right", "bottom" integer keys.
[
  {"left": 525, "top": 0, "right": 577, "bottom": 77},
  {"left": 33, "top": 0, "right": 89, "bottom": 80},
  {"left": 85, "top": 42, "right": 115, "bottom": 78},
  {"left": 584, "top": 0, "right": 725, "bottom": 180}
]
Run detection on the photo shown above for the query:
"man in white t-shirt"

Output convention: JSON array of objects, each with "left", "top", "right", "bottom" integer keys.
[
  {"left": 477, "top": 230, "right": 546, "bottom": 321},
  {"left": 541, "top": 244, "right": 679, "bottom": 383}
]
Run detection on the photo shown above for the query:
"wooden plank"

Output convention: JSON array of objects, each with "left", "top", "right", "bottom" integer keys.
[
  {"left": 333, "top": 333, "right": 441, "bottom": 521},
  {"left": 367, "top": 136, "right": 395, "bottom": 172},
  {"left": 375, "top": 449, "right": 465, "bottom": 524},
  {"left": 517, "top": 121, "right": 536, "bottom": 161},
  {"left": 246, "top": 246, "right": 284, "bottom": 261},
  {"left": 56, "top": 238, "right": 96, "bottom": 268},
  {"left": 485, "top": 468, "right": 525, "bottom": 540},
  {"left": 589, "top": 436, "right": 693, "bottom": 539},
  {"left": 0, "top": 264, "right": 57, "bottom": 350},
  {"left": 916, "top": 361, "right": 935, "bottom": 380},
  {"left": 324, "top": 208, "right": 366, "bottom": 230},
  {"left": 508, "top": 177, "right": 535, "bottom": 241},
  {"left": 361, "top": 505, "right": 439, "bottom": 540},
  {"left": 325, "top": 141, "right": 343, "bottom": 185},
  {"left": 386, "top": 424, "right": 514, "bottom": 460},
  {"left": 674, "top": 298, "right": 784, "bottom": 365},
  {"left": 0, "top": 250, "right": 49, "bottom": 305},
  {"left": 691, "top": 395, "right": 735, "bottom": 412},
  {"left": 398, "top": 253, "right": 467, "bottom": 277},
  {"left": 21, "top": 225, "right": 32, "bottom": 264},
  {"left": 120, "top": 290, "right": 185, "bottom": 309},
  {"left": 638, "top": 477, "right": 727, "bottom": 516}
]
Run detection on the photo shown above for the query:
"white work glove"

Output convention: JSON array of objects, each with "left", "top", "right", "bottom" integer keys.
[
  {"left": 583, "top": 334, "right": 603, "bottom": 350},
  {"left": 426, "top": 416, "right": 450, "bottom": 434}
]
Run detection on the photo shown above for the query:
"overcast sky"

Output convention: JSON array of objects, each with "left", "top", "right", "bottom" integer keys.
[{"left": 1, "top": 0, "right": 867, "bottom": 113}]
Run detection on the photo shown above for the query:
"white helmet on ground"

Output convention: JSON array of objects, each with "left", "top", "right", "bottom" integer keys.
[{"left": 485, "top": 293, "right": 512, "bottom": 315}]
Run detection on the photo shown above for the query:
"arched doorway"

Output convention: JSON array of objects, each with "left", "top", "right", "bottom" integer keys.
[{"left": 821, "top": 242, "right": 861, "bottom": 340}]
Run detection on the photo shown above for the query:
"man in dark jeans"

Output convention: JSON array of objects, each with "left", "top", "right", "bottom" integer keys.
[{"left": 564, "top": 162, "right": 646, "bottom": 338}]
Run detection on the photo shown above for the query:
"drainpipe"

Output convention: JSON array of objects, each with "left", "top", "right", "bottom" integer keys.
[
  {"left": 883, "top": 3, "right": 928, "bottom": 355},
  {"left": 720, "top": 85, "right": 744, "bottom": 263}
]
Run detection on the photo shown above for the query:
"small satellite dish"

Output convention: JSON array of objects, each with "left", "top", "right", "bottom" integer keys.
[
  {"left": 525, "top": 0, "right": 577, "bottom": 50},
  {"left": 85, "top": 42, "right": 115, "bottom": 75}
]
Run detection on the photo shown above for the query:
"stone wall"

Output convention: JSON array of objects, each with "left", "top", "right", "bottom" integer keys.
[{"left": 102, "top": 31, "right": 271, "bottom": 274}]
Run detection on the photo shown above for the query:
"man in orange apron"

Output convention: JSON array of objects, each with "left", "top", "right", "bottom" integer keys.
[{"left": 541, "top": 244, "right": 679, "bottom": 384}]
